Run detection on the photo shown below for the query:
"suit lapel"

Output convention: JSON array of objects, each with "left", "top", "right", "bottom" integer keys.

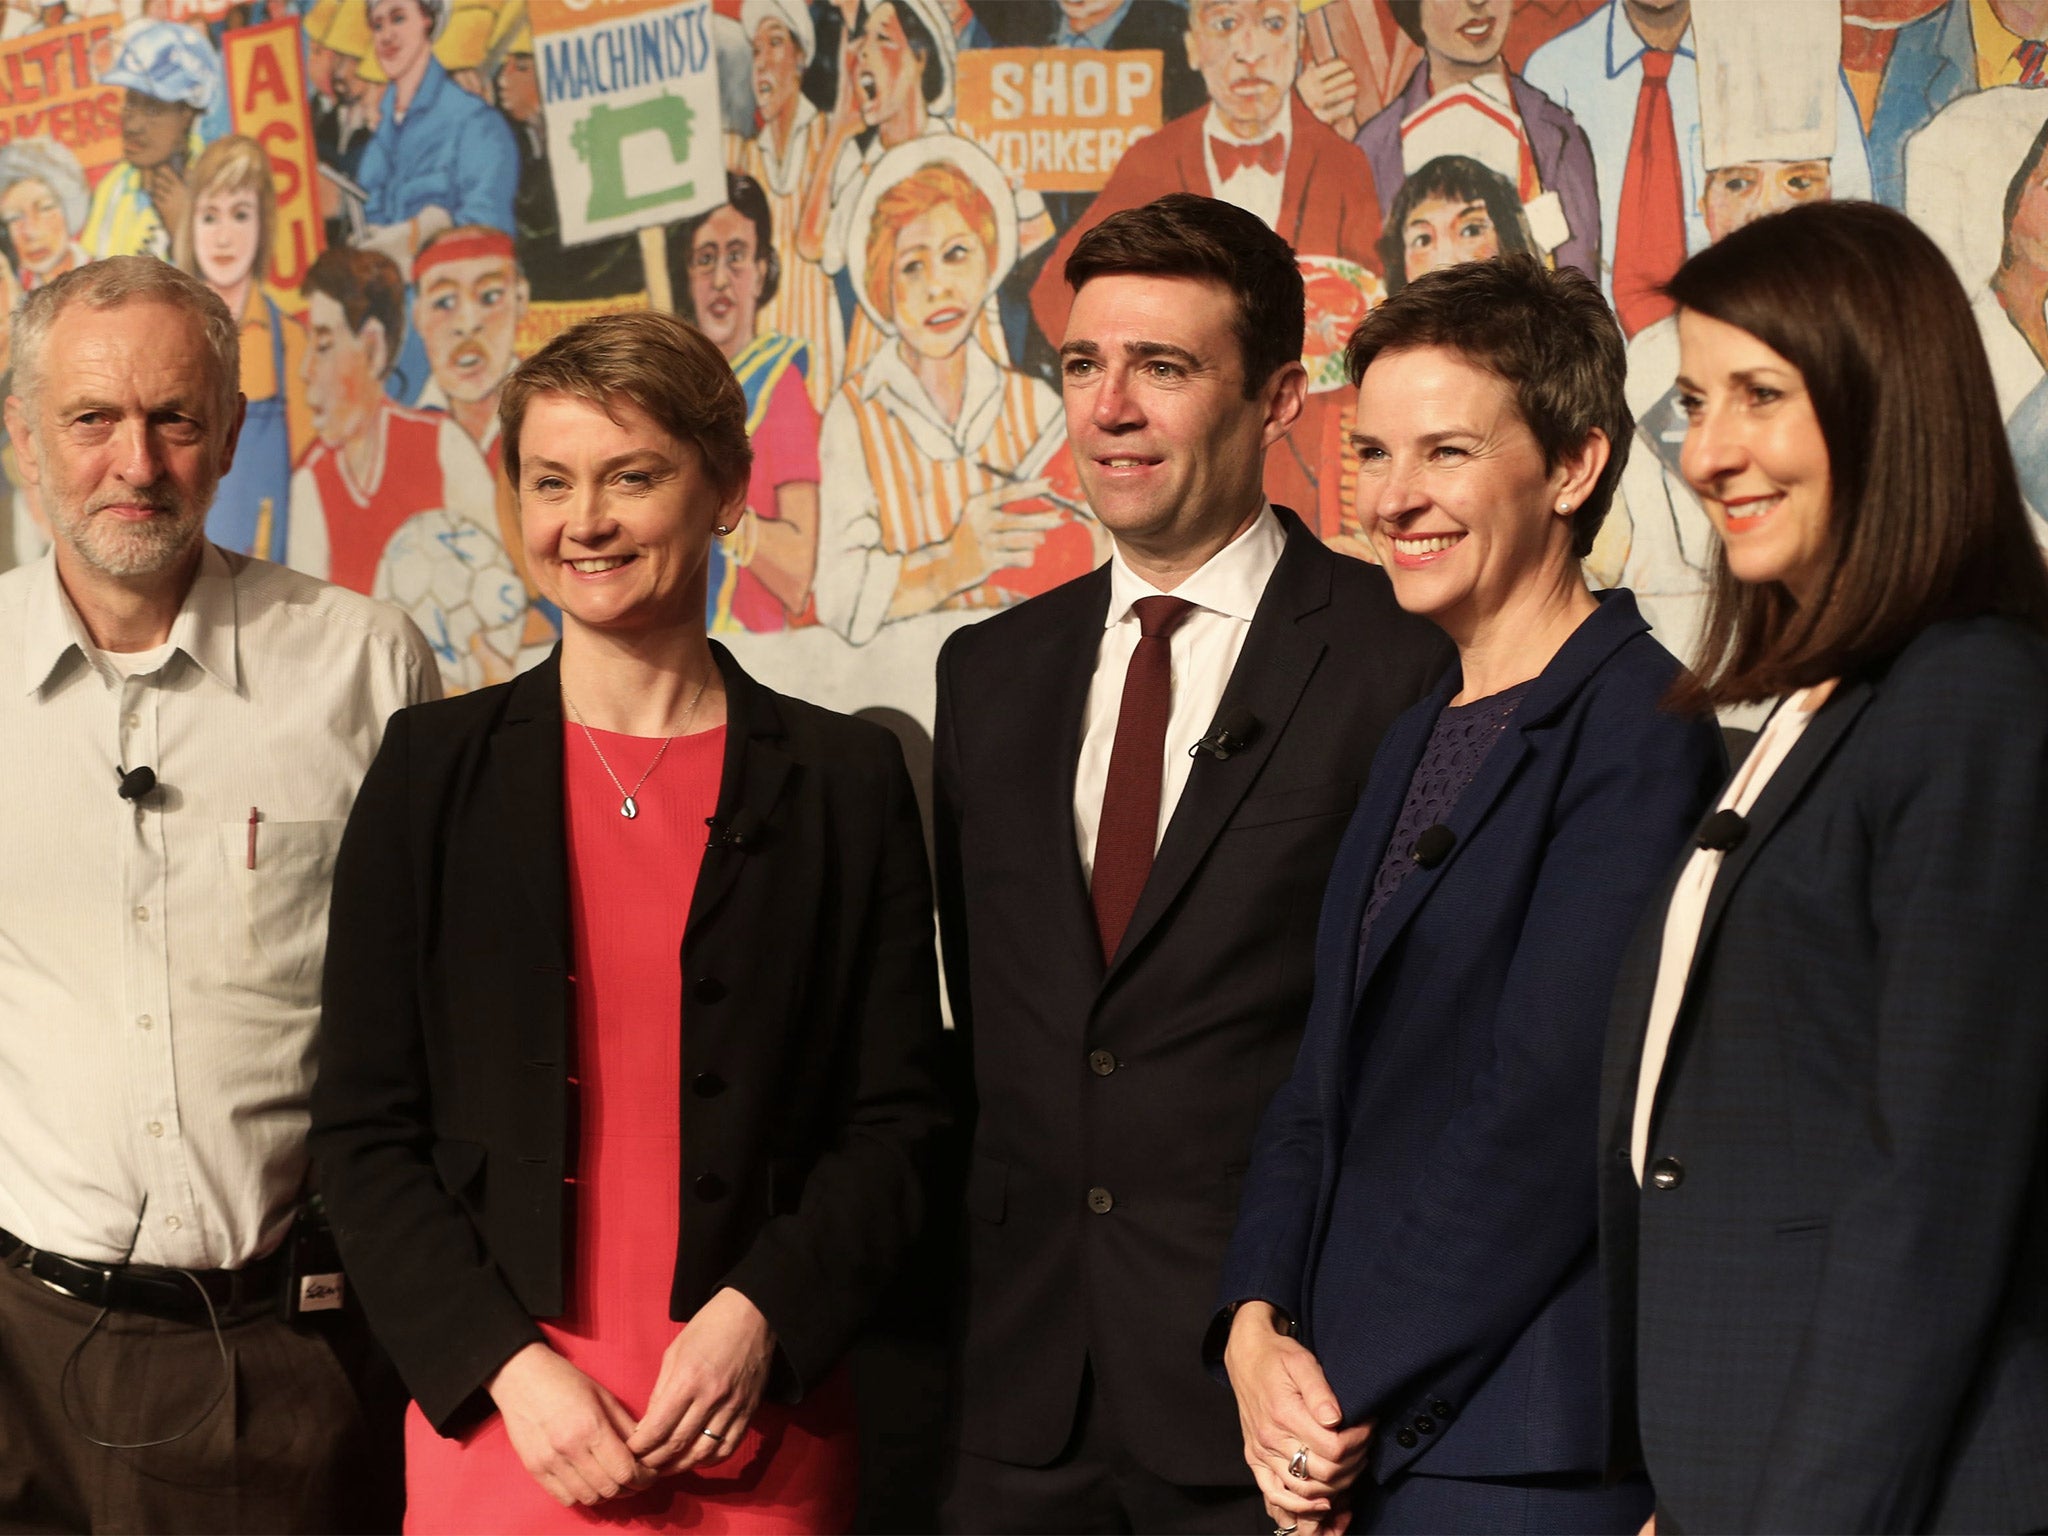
[
  {"left": 493, "top": 657, "right": 571, "bottom": 973},
  {"left": 1033, "top": 577, "right": 1116, "bottom": 979},
  {"left": 1173, "top": 115, "right": 1214, "bottom": 195},
  {"left": 1276, "top": 97, "right": 1315, "bottom": 240},
  {"left": 1104, "top": 517, "right": 1327, "bottom": 979},
  {"left": 685, "top": 644, "right": 796, "bottom": 943}
]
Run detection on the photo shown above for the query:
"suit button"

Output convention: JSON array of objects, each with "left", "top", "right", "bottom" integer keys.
[
  {"left": 1649, "top": 1156, "right": 1685, "bottom": 1190},
  {"left": 693, "top": 1173, "right": 727, "bottom": 1201},
  {"left": 693, "top": 977, "right": 727, "bottom": 1004},
  {"left": 1088, "top": 1049, "right": 1118, "bottom": 1076},
  {"left": 1086, "top": 1186, "right": 1114, "bottom": 1214},
  {"left": 1396, "top": 1428, "right": 1418, "bottom": 1448},
  {"left": 1414, "top": 1415, "right": 1435, "bottom": 1435},
  {"left": 1430, "top": 1399, "right": 1453, "bottom": 1419},
  {"left": 691, "top": 1072, "right": 726, "bottom": 1098}
]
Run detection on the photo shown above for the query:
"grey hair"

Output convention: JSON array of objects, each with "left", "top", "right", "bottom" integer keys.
[
  {"left": 11, "top": 256, "right": 240, "bottom": 426},
  {"left": 0, "top": 140, "right": 90, "bottom": 238}
]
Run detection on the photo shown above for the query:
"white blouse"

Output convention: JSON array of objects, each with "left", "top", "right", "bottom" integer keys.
[{"left": 1629, "top": 687, "right": 1828, "bottom": 1183}]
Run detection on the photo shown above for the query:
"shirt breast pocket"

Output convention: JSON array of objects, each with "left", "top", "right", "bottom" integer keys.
[{"left": 218, "top": 819, "right": 344, "bottom": 1004}]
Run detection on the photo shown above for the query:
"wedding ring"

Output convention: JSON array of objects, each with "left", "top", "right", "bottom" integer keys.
[
  {"left": 701, "top": 1428, "right": 724, "bottom": 1442},
  {"left": 1273, "top": 1526, "right": 1298, "bottom": 1536},
  {"left": 1288, "top": 1445, "right": 1310, "bottom": 1480}
]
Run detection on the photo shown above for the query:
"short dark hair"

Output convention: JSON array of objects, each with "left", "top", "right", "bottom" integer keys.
[
  {"left": 302, "top": 245, "right": 406, "bottom": 378},
  {"left": 1063, "top": 192, "right": 1304, "bottom": 396},
  {"left": 1378, "top": 155, "right": 1537, "bottom": 296},
  {"left": 1387, "top": 0, "right": 1424, "bottom": 46},
  {"left": 1343, "top": 254, "right": 1629, "bottom": 557},
  {"left": 1664, "top": 200, "right": 2048, "bottom": 708},
  {"left": 666, "top": 171, "right": 781, "bottom": 323}
]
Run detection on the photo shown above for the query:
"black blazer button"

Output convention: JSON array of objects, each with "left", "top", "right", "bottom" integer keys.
[
  {"left": 1087, "top": 1186, "right": 1114, "bottom": 1214},
  {"left": 1396, "top": 1428, "right": 1418, "bottom": 1448},
  {"left": 1414, "top": 1415, "right": 1435, "bottom": 1435},
  {"left": 691, "top": 1072, "right": 726, "bottom": 1098},
  {"left": 693, "top": 1172, "right": 727, "bottom": 1201},
  {"left": 693, "top": 977, "right": 727, "bottom": 1004},
  {"left": 1649, "top": 1156, "right": 1685, "bottom": 1190},
  {"left": 1088, "top": 1049, "right": 1118, "bottom": 1076},
  {"left": 1430, "top": 1399, "right": 1453, "bottom": 1419}
]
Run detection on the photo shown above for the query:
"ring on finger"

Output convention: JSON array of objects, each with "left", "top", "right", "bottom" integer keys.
[
  {"left": 1288, "top": 1445, "right": 1310, "bottom": 1481},
  {"left": 700, "top": 1427, "right": 725, "bottom": 1443}
]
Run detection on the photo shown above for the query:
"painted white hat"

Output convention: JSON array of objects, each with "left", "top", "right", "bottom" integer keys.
[
  {"left": 741, "top": 0, "right": 815, "bottom": 64},
  {"left": 885, "top": 0, "right": 957, "bottom": 121},
  {"left": 1693, "top": 0, "right": 1838, "bottom": 170},
  {"left": 847, "top": 133, "right": 1018, "bottom": 336}
]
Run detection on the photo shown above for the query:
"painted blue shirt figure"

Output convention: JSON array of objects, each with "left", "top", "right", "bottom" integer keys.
[{"left": 359, "top": 56, "right": 518, "bottom": 234}]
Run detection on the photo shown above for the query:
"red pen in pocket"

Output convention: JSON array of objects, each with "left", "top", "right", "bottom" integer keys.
[{"left": 247, "top": 807, "right": 258, "bottom": 870}]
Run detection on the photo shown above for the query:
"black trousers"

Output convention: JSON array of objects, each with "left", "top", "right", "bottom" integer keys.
[
  {"left": 0, "top": 1253, "right": 404, "bottom": 1534},
  {"left": 939, "top": 1361, "right": 1265, "bottom": 1535}
]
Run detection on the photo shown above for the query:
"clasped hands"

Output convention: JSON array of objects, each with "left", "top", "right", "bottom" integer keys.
[
  {"left": 1225, "top": 1301, "right": 1374, "bottom": 1536},
  {"left": 486, "top": 1286, "right": 775, "bottom": 1508}
]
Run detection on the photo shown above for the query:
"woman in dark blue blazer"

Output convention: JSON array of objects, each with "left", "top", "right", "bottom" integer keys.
[
  {"left": 1213, "top": 257, "right": 1725, "bottom": 1534},
  {"left": 1602, "top": 204, "right": 2048, "bottom": 1533}
]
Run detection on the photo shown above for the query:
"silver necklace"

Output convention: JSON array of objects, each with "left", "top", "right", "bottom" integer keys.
[{"left": 564, "top": 674, "right": 711, "bottom": 819}]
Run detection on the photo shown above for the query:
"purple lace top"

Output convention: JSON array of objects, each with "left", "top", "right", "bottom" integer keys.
[{"left": 1355, "top": 679, "right": 1534, "bottom": 962}]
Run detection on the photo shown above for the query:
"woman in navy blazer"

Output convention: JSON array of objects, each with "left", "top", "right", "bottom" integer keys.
[
  {"left": 1213, "top": 257, "right": 1724, "bottom": 1534},
  {"left": 1602, "top": 204, "right": 2048, "bottom": 1532}
]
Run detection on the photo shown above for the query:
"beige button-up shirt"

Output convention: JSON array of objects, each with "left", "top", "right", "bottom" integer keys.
[{"left": 0, "top": 544, "right": 438, "bottom": 1267}]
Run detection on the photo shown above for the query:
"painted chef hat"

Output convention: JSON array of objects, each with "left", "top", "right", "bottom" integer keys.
[
  {"left": 1693, "top": 0, "right": 1838, "bottom": 171},
  {"left": 741, "top": 0, "right": 816, "bottom": 63}
]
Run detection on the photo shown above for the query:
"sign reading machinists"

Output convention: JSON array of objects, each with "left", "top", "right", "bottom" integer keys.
[{"left": 530, "top": 0, "right": 724, "bottom": 247}]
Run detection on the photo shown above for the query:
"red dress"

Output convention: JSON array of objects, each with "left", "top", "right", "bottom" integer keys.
[{"left": 402, "top": 723, "right": 860, "bottom": 1534}]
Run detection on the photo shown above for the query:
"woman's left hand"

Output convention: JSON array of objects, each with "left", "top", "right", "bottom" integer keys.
[{"left": 628, "top": 1287, "right": 777, "bottom": 1475}]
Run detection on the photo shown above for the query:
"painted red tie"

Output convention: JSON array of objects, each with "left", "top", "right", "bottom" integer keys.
[
  {"left": 1092, "top": 595, "right": 1195, "bottom": 962},
  {"left": 1612, "top": 47, "right": 1685, "bottom": 337}
]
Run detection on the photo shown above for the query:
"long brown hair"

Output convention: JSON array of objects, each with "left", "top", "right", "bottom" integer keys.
[{"left": 1665, "top": 200, "right": 2048, "bottom": 710}]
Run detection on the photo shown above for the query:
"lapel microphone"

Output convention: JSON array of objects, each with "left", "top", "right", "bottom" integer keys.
[
  {"left": 116, "top": 765, "right": 157, "bottom": 803},
  {"left": 1695, "top": 809, "right": 1749, "bottom": 852},
  {"left": 1412, "top": 824, "right": 1456, "bottom": 869},
  {"left": 1191, "top": 706, "right": 1260, "bottom": 760},
  {"left": 706, "top": 808, "right": 763, "bottom": 850}
]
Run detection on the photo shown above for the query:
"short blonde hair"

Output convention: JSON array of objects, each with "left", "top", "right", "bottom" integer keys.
[
  {"left": 173, "top": 135, "right": 276, "bottom": 287},
  {"left": 863, "top": 161, "right": 997, "bottom": 326},
  {"left": 498, "top": 310, "right": 751, "bottom": 497}
]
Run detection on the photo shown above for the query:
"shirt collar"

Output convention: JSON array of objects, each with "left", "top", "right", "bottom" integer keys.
[
  {"left": 1103, "top": 502, "right": 1285, "bottom": 629},
  {"left": 1057, "top": 0, "right": 1135, "bottom": 48},
  {"left": 859, "top": 337, "right": 1008, "bottom": 457},
  {"left": 1202, "top": 98, "right": 1293, "bottom": 153},
  {"left": 20, "top": 541, "right": 240, "bottom": 696},
  {"left": 1604, "top": 0, "right": 1692, "bottom": 78}
]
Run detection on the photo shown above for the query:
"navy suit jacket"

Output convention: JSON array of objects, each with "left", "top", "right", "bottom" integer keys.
[
  {"left": 1215, "top": 591, "right": 1723, "bottom": 1486},
  {"left": 1867, "top": 0, "right": 1974, "bottom": 209},
  {"left": 1600, "top": 618, "right": 2048, "bottom": 1532}
]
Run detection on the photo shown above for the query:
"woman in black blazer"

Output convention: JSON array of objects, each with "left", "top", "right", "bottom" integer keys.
[
  {"left": 309, "top": 312, "right": 947, "bottom": 1528},
  {"left": 1602, "top": 202, "right": 2048, "bottom": 1532}
]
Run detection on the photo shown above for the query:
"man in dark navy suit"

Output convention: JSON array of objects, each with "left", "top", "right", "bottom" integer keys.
[{"left": 934, "top": 194, "right": 1448, "bottom": 1532}]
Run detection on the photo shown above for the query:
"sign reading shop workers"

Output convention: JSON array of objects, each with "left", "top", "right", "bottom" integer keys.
[
  {"left": 954, "top": 48, "right": 1163, "bottom": 194},
  {"left": 530, "top": 0, "right": 724, "bottom": 247}
]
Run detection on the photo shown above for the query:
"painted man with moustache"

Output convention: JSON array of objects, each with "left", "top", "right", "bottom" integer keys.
[{"left": 1029, "top": 0, "right": 1386, "bottom": 518}]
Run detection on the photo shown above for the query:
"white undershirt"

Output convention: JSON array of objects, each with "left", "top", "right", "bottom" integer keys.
[
  {"left": 1074, "top": 506, "right": 1285, "bottom": 880},
  {"left": 1200, "top": 103, "right": 1292, "bottom": 230},
  {"left": 1630, "top": 687, "right": 1826, "bottom": 1182}
]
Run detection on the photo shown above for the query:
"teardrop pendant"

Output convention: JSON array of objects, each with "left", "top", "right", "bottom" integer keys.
[{"left": 621, "top": 796, "right": 638, "bottom": 820}]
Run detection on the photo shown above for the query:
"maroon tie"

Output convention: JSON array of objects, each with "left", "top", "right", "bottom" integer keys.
[{"left": 1092, "top": 595, "right": 1196, "bottom": 962}]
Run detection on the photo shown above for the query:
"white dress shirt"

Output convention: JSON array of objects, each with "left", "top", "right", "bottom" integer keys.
[
  {"left": 1200, "top": 102, "right": 1293, "bottom": 231},
  {"left": 0, "top": 545, "right": 438, "bottom": 1267},
  {"left": 1629, "top": 688, "right": 1823, "bottom": 1182},
  {"left": 1074, "top": 505, "right": 1286, "bottom": 880}
]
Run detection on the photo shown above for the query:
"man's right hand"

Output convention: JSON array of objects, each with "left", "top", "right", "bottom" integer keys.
[
  {"left": 487, "top": 1342, "right": 654, "bottom": 1508},
  {"left": 1225, "top": 1302, "right": 1373, "bottom": 1523},
  {"left": 941, "top": 480, "right": 1061, "bottom": 592}
]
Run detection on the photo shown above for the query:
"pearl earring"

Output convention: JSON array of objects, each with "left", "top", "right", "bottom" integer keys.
[{"left": 1558, "top": 501, "right": 1571, "bottom": 513}]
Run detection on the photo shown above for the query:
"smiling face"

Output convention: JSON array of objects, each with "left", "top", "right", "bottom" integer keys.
[
  {"left": 517, "top": 390, "right": 744, "bottom": 639},
  {"left": 303, "top": 290, "right": 387, "bottom": 447},
  {"left": 1060, "top": 271, "right": 1300, "bottom": 559},
  {"left": 11, "top": 299, "right": 235, "bottom": 582},
  {"left": 1402, "top": 193, "right": 1500, "bottom": 283},
  {"left": 194, "top": 185, "right": 261, "bottom": 293},
  {"left": 1186, "top": 0, "right": 1299, "bottom": 141},
  {"left": 1700, "top": 159, "right": 1831, "bottom": 243},
  {"left": 687, "top": 204, "right": 766, "bottom": 358},
  {"left": 416, "top": 251, "right": 526, "bottom": 404},
  {"left": 1675, "top": 308, "right": 1834, "bottom": 605},
  {"left": 369, "top": 0, "right": 433, "bottom": 85},
  {"left": 1419, "top": 0, "right": 1507, "bottom": 71},
  {"left": 121, "top": 90, "right": 195, "bottom": 172},
  {"left": 889, "top": 199, "right": 990, "bottom": 362},
  {"left": 752, "top": 16, "right": 804, "bottom": 123},
  {"left": 1350, "top": 345, "right": 1580, "bottom": 633},
  {"left": 0, "top": 177, "right": 71, "bottom": 277},
  {"left": 855, "top": 3, "right": 924, "bottom": 129}
]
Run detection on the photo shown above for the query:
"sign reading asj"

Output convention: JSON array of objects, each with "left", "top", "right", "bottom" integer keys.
[
  {"left": 0, "top": 17, "right": 123, "bottom": 176},
  {"left": 531, "top": 0, "right": 723, "bottom": 247},
  {"left": 224, "top": 19, "right": 324, "bottom": 294},
  {"left": 954, "top": 49, "right": 1163, "bottom": 194}
]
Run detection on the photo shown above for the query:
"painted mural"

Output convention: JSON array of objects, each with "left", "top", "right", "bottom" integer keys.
[{"left": 2, "top": 0, "right": 2046, "bottom": 725}]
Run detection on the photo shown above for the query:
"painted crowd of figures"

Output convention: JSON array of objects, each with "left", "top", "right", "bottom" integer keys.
[{"left": 4, "top": 0, "right": 2048, "bottom": 709}]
